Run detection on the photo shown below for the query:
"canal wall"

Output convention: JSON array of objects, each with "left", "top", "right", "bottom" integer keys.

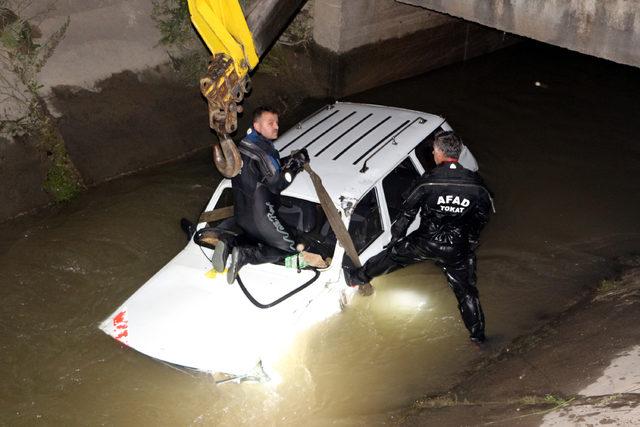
[
  {"left": 313, "top": 0, "right": 515, "bottom": 97},
  {"left": 1, "top": 0, "right": 513, "bottom": 221},
  {"left": 1, "top": 0, "right": 212, "bottom": 220}
]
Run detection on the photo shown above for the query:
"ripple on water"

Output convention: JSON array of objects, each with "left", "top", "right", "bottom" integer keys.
[{"left": 2, "top": 43, "right": 640, "bottom": 425}]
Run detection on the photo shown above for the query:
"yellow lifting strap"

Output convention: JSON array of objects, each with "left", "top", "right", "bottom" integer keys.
[{"left": 187, "top": 0, "right": 259, "bottom": 77}]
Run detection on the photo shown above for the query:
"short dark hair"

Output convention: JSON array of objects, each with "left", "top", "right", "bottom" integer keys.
[
  {"left": 433, "top": 130, "right": 462, "bottom": 158},
  {"left": 253, "top": 105, "right": 278, "bottom": 123}
]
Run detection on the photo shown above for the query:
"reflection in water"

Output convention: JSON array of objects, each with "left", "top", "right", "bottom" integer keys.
[{"left": 1, "top": 42, "right": 640, "bottom": 424}]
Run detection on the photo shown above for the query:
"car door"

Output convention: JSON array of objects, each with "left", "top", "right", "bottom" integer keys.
[
  {"left": 346, "top": 186, "right": 386, "bottom": 264},
  {"left": 346, "top": 156, "right": 423, "bottom": 265},
  {"left": 379, "top": 156, "right": 423, "bottom": 239}
]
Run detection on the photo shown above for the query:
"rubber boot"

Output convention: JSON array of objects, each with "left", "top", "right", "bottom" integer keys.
[
  {"left": 180, "top": 218, "right": 196, "bottom": 241},
  {"left": 227, "top": 246, "right": 247, "bottom": 284},
  {"left": 213, "top": 240, "right": 231, "bottom": 273}
]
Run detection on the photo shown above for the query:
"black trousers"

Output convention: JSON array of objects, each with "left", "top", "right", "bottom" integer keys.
[
  {"left": 199, "top": 207, "right": 312, "bottom": 266},
  {"left": 355, "top": 231, "right": 485, "bottom": 340},
  {"left": 236, "top": 201, "right": 298, "bottom": 265}
]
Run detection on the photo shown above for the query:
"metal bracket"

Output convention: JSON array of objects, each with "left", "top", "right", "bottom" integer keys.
[{"left": 339, "top": 195, "right": 357, "bottom": 216}]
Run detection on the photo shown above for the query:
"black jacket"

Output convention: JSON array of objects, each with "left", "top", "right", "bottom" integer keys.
[{"left": 393, "top": 161, "right": 494, "bottom": 248}]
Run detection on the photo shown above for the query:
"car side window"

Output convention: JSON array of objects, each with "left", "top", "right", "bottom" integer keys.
[
  {"left": 382, "top": 158, "right": 420, "bottom": 224},
  {"left": 348, "top": 188, "right": 383, "bottom": 254},
  {"left": 414, "top": 127, "right": 442, "bottom": 172},
  {"left": 215, "top": 187, "right": 234, "bottom": 209}
]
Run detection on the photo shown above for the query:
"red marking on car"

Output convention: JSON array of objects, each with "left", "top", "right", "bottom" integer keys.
[
  {"left": 112, "top": 309, "right": 129, "bottom": 344},
  {"left": 113, "top": 311, "right": 126, "bottom": 325}
]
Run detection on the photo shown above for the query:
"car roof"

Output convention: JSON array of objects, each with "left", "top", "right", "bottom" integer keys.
[{"left": 276, "top": 102, "right": 445, "bottom": 204}]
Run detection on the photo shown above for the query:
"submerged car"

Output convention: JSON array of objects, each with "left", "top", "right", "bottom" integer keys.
[{"left": 99, "top": 102, "right": 459, "bottom": 380}]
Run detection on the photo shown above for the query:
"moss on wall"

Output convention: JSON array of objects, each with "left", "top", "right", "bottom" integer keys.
[
  {"left": 0, "top": 2, "right": 83, "bottom": 202},
  {"left": 38, "top": 115, "right": 84, "bottom": 201}
]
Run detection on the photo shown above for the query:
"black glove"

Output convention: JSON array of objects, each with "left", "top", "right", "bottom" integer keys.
[
  {"left": 383, "top": 236, "right": 400, "bottom": 249},
  {"left": 282, "top": 149, "right": 309, "bottom": 175},
  {"left": 282, "top": 149, "right": 311, "bottom": 184},
  {"left": 291, "top": 148, "right": 309, "bottom": 164},
  {"left": 390, "top": 215, "right": 410, "bottom": 240},
  {"left": 283, "top": 157, "right": 304, "bottom": 175}
]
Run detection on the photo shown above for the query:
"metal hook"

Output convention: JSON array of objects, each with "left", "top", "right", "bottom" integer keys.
[{"left": 213, "top": 135, "right": 243, "bottom": 178}]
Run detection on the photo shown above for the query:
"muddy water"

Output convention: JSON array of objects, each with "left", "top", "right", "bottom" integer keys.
[{"left": 2, "top": 42, "right": 640, "bottom": 425}]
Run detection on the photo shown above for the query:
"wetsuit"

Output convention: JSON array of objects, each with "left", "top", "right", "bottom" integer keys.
[
  {"left": 352, "top": 161, "right": 494, "bottom": 341},
  {"left": 231, "top": 128, "right": 299, "bottom": 264}
]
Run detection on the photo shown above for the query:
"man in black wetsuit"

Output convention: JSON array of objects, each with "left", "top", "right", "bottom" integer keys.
[
  {"left": 347, "top": 131, "right": 494, "bottom": 343},
  {"left": 213, "top": 106, "right": 308, "bottom": 283}
]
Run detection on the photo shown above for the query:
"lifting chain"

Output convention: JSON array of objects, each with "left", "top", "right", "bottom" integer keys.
[{"left": 199, "top": 53, "right": 251, "bottom": 178}]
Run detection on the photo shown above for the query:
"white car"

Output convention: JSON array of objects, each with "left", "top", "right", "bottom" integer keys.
[{"left": 99, "top": 102, "right": 471, "bottom": 381}]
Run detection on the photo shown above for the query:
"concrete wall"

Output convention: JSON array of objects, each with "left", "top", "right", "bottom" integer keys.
[
  {"left": 1, "top": 1, "right": 210, "bottom": 221},
  {"left": 397, "top": 0, "right": 640, "bottom": 68},
  {"left": 314, "top": 0, "right": 451, "bottom": 53},
  {"left": 312, "top": 0, "right": 516, "bottom": 96},
  {"left": 0, "top": 0, "right": 514, "bottom": 221},
  {"left": 28, "top": 0, "right": 170, "bottom": 92},
  {"left": 0, "top": 136, "right": 51, "bottom": 221}
]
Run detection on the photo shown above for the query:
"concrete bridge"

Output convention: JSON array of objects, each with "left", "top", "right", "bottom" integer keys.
[{"left": 397, "top": 0, "right": 640, "bottom": 68}]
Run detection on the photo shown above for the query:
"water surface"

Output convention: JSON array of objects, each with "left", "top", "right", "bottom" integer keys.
[{"left": 1, "top": 42, "right": 639, "bottom": 425}]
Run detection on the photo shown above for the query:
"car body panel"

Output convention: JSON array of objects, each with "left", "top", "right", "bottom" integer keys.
[{"left": 99, "top": 102, "right": 447, "bottom": 377}]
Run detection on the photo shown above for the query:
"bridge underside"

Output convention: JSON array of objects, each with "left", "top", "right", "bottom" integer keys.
[{"left": 397, "top": 0, "right": 640, "bottom": 68}]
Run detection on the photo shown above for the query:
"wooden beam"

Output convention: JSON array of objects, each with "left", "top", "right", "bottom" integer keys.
[{"left": 199, "top": 206, "right": 234, "bottom": 223}]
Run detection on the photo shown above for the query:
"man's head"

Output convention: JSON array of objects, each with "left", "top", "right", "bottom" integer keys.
[
  {"left": 253, "top": 106, "right": 279, "bottom": 140},
  {"left": 432, "top": 130, "right": 462, "bottom": 164}
]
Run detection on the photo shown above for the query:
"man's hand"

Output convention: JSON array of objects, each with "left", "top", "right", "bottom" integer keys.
[
  {"left": 391, "top": 215, "right": 410, "bottom": 240},
  {"left": 291, "top": 148, "right": 309, "bottom": 164},
  {"left": 383, "top": 236, "right": 400, "bottom": 249},
  {"left": 283, "top": 149, "right": 309, "bottom": 176}
]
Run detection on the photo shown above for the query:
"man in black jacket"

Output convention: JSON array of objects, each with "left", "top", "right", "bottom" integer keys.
[
  {"left": 347, "top": 131, "right": 494, "bottom": 343},
  {"left": 213, "top": 106, "right": 308, "bottom": 284}
]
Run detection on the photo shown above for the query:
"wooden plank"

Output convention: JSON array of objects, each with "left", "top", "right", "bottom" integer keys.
[{"left": 199, "top": 206, "right": 234, "bottom": 223}]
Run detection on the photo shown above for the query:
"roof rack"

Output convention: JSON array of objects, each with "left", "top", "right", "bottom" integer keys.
[
  {"left": 357, "top": 117, "right": 427, "bottom": 173},
  {"left": 280, "top": 107, "right": 341, "bottom": 151},
  {"left": 315, "top": 113, "right": 372, "bottom": 157},
  {"left": 302, "top": 111, "right": 357, "bottom": 150},
  {"left": 332, "top": 115, "right": 391, "bottom": 161}
]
